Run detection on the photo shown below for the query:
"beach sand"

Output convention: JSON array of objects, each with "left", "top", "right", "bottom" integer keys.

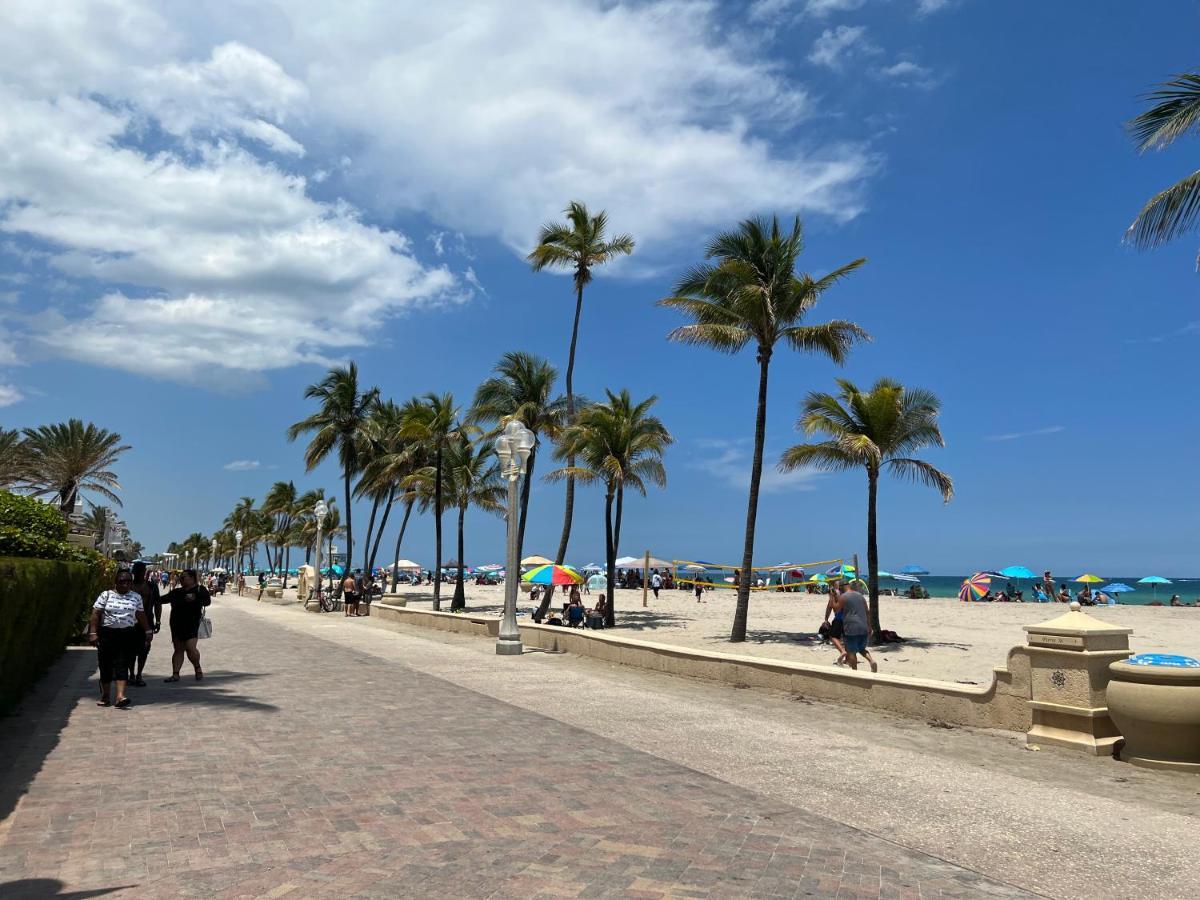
[{"left": 397, "top": 583, "right": 1200, "bottom": 684}]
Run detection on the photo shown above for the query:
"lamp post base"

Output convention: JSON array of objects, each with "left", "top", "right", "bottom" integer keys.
[{"left": 496, "top": 639, "right": 523, "bottom": 656}]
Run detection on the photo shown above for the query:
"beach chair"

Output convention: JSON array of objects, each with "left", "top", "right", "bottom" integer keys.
[{"left": 567, "top": 604, "right": 585, "bottom": 628}]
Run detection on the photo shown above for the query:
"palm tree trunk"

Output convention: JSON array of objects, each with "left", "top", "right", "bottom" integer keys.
[
  {"left": 731, "top": 351, "right": 771, "bottom": 642},
  {"left": 340, "top": 468, "right": 353, "bottom": 598},
  {"left": 451, "top": 504, "right": 467, "bottom": 610},
  {"left": 390, "top": 501, "right": 414, "bottom": 591},
  {"left": 517, "top": 444, "right": 536, "bottom": 563},
  {"left": 283, "top": 545, "right": 291, "bottom": 588},
  {"left": 604, "top": 489, "right": 616, "bottom": 628},
  {"left": 361, "top": 494, "right": 382, "bottom": 573},
  {"left": 555, "top": 282, "right": 585, "bottom": 565},
  {"left": 866, "top": 468, "right": 882, "bottom": 641},
  {"left": 613, "top": 484, "right": 624, "bottom": 556},
  {"left": 368, "top": 486, "right": 396, "bottom": 574},
  {"left": 433, "top": 442, "right": 444, "bottom": 611}
]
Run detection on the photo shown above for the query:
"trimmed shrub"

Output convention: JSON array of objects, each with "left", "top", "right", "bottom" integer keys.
[
  {"left": 0, "top": 556, "right": 106, "bottom": 714},
  {"left": 0, "top": 492, "right": 67, "bottom": 543}
]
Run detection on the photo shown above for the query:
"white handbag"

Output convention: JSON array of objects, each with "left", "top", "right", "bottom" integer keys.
[{"left": 197, "top": 611, "right": 213, "bottom": 640}]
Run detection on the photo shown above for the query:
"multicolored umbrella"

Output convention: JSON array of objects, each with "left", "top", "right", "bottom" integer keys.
[
  {"left": 959, "top": 572, "right": 991, "bottom": 602},
  {"left": 522, "top": 564, "right": 583, "bottom": 586}
]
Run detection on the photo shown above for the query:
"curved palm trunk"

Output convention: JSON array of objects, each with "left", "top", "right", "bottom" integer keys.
[
  {"left": 555, "top": 282, "right": 585, "bottom": 565},
  {"left": 368, "top": 487, "right": 396, "bottom": 574},
  {"left": 389, "top": 501, "right": 414, "bottom": 591},
  {"left": 451, "top": 504, "right": 467, "bottom": 610},
  {"left": 433, "top": 442, "right": 444, "bottom": 610},
  {"left": 604, "top": 489, "right": 616, "bottom": 628},
  {"left": 731, "top": 353, "right": 771, "bottom": 642},
  {"left": 517, "top": 444, "right": 536, "bottom": 563},
  {"left": 339, "top": 467, "right": 353, "bottom": 598},
  {"left": 866, "top": 468, "right": 882, "bottom": 641},
  {"left": 361, "top": 494, "right": 382, "bottom": 573}
]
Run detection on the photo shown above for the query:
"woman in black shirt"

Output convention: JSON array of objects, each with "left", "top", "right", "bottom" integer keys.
[{"left": 161, "top": 568, "right": 211, "bottom": 682}]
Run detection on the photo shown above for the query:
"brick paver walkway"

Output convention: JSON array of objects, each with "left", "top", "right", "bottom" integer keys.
[{"left": 0, "top": 602, "right": 1036, "bottom": 898}]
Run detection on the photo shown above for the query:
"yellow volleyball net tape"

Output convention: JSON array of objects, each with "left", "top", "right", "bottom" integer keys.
[{"left": 670, "top": 557, "right": 849, "bottom": 591}]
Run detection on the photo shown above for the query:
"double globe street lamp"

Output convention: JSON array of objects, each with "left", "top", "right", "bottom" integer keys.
[{"left": 494, "top": 419, "right": 535, "bottom": 655}]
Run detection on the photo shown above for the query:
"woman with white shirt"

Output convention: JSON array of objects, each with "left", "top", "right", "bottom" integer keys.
[{"left": 87, "top": 569, "right": 152, "bottom": 709}]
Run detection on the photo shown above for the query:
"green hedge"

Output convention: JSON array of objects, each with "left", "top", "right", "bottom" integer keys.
[
  {"left": 0, "top": 556, "right": 108, "bottom": 715},
  {"left": 0, "top": 492, "right": 67, "bottom": 542}
]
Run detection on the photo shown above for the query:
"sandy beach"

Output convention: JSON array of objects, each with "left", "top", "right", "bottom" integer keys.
[{"left": 389, "top": 582, "right": 1200, "bottom": 684}]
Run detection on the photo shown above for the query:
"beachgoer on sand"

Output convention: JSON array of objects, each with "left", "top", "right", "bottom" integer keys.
[{"left": 833, "top": 580, "right": 877, "bottom": 673}]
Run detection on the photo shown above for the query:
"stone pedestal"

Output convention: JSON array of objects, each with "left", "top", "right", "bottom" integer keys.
[{"left": 1023, "top": 602, "right": 1131, "bottom": 755}]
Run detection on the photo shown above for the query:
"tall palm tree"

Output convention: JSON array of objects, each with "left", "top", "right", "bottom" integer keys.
[
  {"left": 469, "top": 351, "right": 568, "bottom": 564},
  {"left": 780, "top": 378, "right": 953, "bottom": 638},
  {"left": 262, "top": 481, "right": 298, "bottom": 585},
  {"left": 0, "top": 429, "right": 26, "bottom": 489},
  {"left": 660, "top": 215, "right": 868, "bottom": 642},
  {"left": 82, "top": 505, "right": 114, "bottom": 550},
  {"left": 431, "top": 434, "right": 505, "bottom": 610},
  {"left": 292, "top": 488, "right": 328, "bottom": 564},
  {"left": 287, "top": 364, "right": 379, "bottom": 594},
  {"left": 356, "top": 400, "right": 406, "bottom": 575},
  {"left": 358, "top": 413, "right": 424, "bottom": 588},
  {"left": 399, "top": 393, "right": 463, "bottom": 610},
  {"left": 223, "top": 496, "right": 258, "bottom": 573},
  {"left": 21, "top": 419, "right": 131, "bottom": 513},
  {"left": 549, "top": 389, "right": 672, "bottom": 627},
  {"left": 1125, "top": 71, "right": 1200, "bottom": 264},
  {"left": 528, "top": 201, "right": 635, "bottom": 564}
]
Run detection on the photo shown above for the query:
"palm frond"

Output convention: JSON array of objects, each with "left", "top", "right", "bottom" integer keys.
[
  {"left": 886, "top": 458, "right": 954, "bottom": 502},
  {"left": 1129, "top": 73, "right": 1200, "bottom": 151},
  {"left": 1124, "top": 168, "right": 1200, "bottom": 251}
]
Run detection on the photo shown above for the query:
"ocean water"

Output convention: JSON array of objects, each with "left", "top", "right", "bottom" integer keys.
[{"left": 902, "top": 575, "right": 1199, "bottom": 606}]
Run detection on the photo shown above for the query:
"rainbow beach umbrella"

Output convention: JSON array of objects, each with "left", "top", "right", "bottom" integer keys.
[
  {"left": 959, "top": 572, "right": 991, "bottom": 602},
  {"left": 522, "top": 564, "right": 583, "bottom": 586}
]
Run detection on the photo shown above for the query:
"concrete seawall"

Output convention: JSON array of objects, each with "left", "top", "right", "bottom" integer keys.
[{"left": 374, "top": 603, "right": 1034, "bottom": 732}]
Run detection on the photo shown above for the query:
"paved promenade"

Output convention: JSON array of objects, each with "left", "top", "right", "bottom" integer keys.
[{"left": 0, "top": 597, "right": 1038, "bottom": 899}]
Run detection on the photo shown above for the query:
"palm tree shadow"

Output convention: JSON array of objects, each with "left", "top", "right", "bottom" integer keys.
[
  {"left": 608, "top": 610, "right": 691, "bottom": 631},
  {"left": 868, "top": 639, "right": 971, "bottom": 654},
  {"left": 0, "top": 879, "right": 131, "bottom": 898},
  {"left": 134, "top": 671, "right": 277, "bottom": 713},
  {"left": 733, "top": 630, "right": 826, "bottom": 645}
]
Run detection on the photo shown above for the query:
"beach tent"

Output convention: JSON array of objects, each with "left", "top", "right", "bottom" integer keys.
[
  {"left": 581, "top": 563, "right": 604, "bottom": 573},
  {"left": 614, "top": 556, "right": 641, "bottom": 567},
  {"left": 391, "top": 559, "right": 422, "bottom": 570}
]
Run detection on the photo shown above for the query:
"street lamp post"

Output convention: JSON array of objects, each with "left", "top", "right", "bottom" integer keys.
[
  {"left": 235, "top": 530, "right": 243, "bottom": 583},
  {"left": 494, "top": 419, "right": 535, "bottom": 656},
  {"left": 312, "top": 500, "right": 328, "bottom": 608},
  {"left": 209, "top": 538, "right": 217, "bottom": 574}
]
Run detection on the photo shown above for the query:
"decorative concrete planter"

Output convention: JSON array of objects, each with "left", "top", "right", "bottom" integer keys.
[{"left": 1108, "top": 655, "right": 1200, "bottom": 772}]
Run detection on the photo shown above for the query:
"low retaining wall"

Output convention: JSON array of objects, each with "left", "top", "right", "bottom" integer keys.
[
  {"left": 375, "top": 603, "right": 499, "bottom": 639},
  {"left": 373, "top": 603, "right": 1032, "bottom": 731}
]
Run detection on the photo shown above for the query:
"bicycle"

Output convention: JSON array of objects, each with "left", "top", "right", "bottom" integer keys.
[{"left": 309, "top": 587, "right": 338, "bottom": 613}]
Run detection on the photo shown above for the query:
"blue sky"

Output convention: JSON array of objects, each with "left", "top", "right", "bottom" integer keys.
[{"left": 1, "top": 0, "right": 1197, "bottom": 574}]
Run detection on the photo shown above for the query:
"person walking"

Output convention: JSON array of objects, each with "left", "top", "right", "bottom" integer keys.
[
  {"left": 88, "top": 569, "right": 152, "bottom": 708},
  {"left": 161, "top": 569, "right": 211, "bottom": 682},
  {"left": 832, "top": 580, "right": 877, "bottom": 673},
  {"left": 650, "top": 570, "right": 662, "bottom": 600},
  {"left": 129, "top": 561, "right": 161, "bottom": 687}
]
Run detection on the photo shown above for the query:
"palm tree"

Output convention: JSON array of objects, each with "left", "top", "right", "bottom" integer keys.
[
  {"left": 549, "top": 389, "right": 672, "bottom": 626},
  {"left": 292, "top": 488, "right": 328, "bottom": 564},
  {"left": 357, "top": 413, "right": 424, "bottom": 589},
  {"left": 433, "top": 434, "right": 505, "bottom": 610},
  {"left": 528, "top": 201, "right": 635, "bottom": 564},
  {"left": 1125, "top": 71, "right": 1200, "bottom": 264},
  {"left": 82, "top": 505, "right": 114, "bottom": 549},
  {"left": 287, "top": 364, "right": 379, "bottom": 594},
  {"left": 469, "top": 351, "right": 568, "bottom": 564},
  {"left": 21, "top": 419, "right": 131, "bottom": 513},
  {"left": 399, "top": 393, "right": 464, "bottom": 610},
  {"left": 780, "top": 378, "right": 953, "bottom": 638},
  {"left": 262, "top": 481, "right": 298, "bottom": 585},
  {"left": 660, "top": 215, "right": 868, "bottom": 642},
  {"left": 356, "top": 400, "right": 406, "bottom": 575},
  {"left": 0, "top": 429, "right": 26, "bottom": 489}
]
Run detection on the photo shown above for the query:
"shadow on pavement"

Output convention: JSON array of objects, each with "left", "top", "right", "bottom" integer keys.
[
  {"left": 0, "top": 648, "right": 94, "bottom": 824},
  {"left": 131, "top": 671, "right": 277, "bottom": 713},
  {"left": 0, "top": 879, "right": 132, "bottom": 898}
]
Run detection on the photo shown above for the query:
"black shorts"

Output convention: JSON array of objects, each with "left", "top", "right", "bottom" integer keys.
[
  {"left": 97, "top": 626, "right": 139, "bottom": 682},
  {"left": 829, "top": 618, "right": 845, "bottom": 640},
  {"left": 344, "top": 592, "right": 360, "bottom": 604}
]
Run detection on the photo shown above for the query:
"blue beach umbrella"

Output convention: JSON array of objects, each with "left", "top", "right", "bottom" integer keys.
[
  {"left": 1102, "top": 582, "right": 1134, "bottom": 605},
  {"left": 1138, "top": 575, "right": 1172, "bottom": 601},
  {"left": 999, "top": 565, "right": 1036, "bottom": 579}
]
